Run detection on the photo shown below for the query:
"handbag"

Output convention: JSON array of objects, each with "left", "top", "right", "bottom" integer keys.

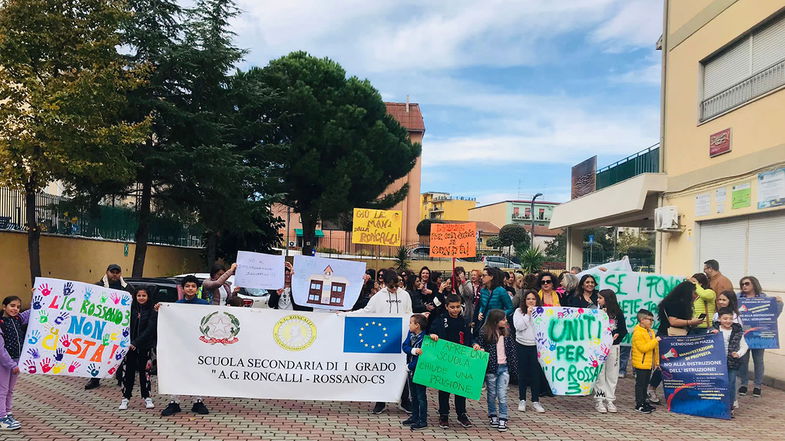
[{"left": 664, "top": 309, "right": 688, "bottom": 336}]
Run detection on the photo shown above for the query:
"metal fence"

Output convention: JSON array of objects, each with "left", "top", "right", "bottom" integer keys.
[
  {"left": 0, "top": 187, "right": 202, "bottom": 247},
  {"left": 596, "top": 144, "right": 660, "bottom": 190},
  {"left": 700, "top": 58, "right": 785, "bottom": 121}
]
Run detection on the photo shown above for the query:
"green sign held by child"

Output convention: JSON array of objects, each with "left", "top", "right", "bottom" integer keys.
[{"left": 413, "top": 338, "right": 488, "bottom": 400}]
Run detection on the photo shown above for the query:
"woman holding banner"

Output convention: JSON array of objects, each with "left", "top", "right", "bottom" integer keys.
[
  {"left": 737, "top": 276, "right": 783, "bottom": 398},
  {"left": 566, "top": 275, "right": 598, "bottom": 309}
]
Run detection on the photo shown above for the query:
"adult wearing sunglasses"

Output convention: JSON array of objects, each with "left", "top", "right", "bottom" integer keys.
[
  {"left": 737, "top": 276, "right": 783, "bottom": 398},
  {"left": 536, "top": 272, "right": 561, "bottom": 307}
]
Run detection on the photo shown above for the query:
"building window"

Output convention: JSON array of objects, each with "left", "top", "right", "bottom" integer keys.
[
  {"left": 701, "top": 12, "right": 785, "bottom": 121},
  {"left": 538, "top": 208, "right": 545, "bottom": 220},
  {"left": 513, "top": 207, "right": 520, "bottom": 217},
  {"left": 524, "top": 207, "right": 531, "bottom": 218}
]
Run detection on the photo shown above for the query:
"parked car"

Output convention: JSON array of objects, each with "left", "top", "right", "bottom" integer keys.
[
  {"left": 172, "top": 273, "right": 269, "bottom": 308},
  {"left": 123, "top": 278, "right": 181, "bottom": 304},
  {"left": 407, "top": 246, "right": 430, "bottom": 259},
  {"left": 482, "top": 255, "right": 521, "bottom": 269}
]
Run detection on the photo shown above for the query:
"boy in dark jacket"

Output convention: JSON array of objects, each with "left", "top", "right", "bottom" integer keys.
[
  {"left": 119, "top": 286, "right": 157, "bottom": 410},
  {"left": 712, "top": 307, "right": 748, "bottom": 413},
  {"left": 428, "top": 294, "right": 475, "bottom": 429},
  {"left": 402, "top": 314, "right": 428, "bottom": 431}
]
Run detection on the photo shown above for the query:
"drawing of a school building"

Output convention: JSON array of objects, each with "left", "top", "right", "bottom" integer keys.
[{"left": 307, "top": 265, "right": 349, "bottom": 307}]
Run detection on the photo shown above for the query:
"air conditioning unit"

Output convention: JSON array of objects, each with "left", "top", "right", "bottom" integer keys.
[{"left": 654, "top": 206, "right": 681, "bottom": 231}]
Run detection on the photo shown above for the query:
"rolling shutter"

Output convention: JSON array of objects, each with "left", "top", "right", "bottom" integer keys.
[
  {"left": 752, "top": 14, "right": 785, "bottom": 73},
  {"left": 748, "top": 212, "right": 785, "bottom": 291},
  {"left": 698, "top": 217, "right": 747, "bottom": 284},
  {"left": 703, "top": 37, "right": 751, "bottom": 98}
]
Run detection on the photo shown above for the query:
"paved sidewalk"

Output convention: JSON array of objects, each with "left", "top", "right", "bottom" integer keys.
[{"left": 4, "top": 374, "right": 783, "bottom": 440}]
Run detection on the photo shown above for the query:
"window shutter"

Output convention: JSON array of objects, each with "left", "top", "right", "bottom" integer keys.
[
  {"left": 703, "top": 37, "right": 751, "bottom": 98},
  {"left": 698, "top": 218, "right": 748, "bottom": 284},
  {"left": 752, "top": 15, "right": 785, "bottom": 72},
  {"left": 748, "top": 212, "right": 785, "bottom": 291}
]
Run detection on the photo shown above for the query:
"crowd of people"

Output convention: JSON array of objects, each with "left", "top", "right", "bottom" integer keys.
[{"left": 0, "top": 259, "right": 782, "bottom": 431}]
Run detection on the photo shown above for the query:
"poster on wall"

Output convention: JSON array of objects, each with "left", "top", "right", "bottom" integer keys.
[
  {"left": 531, "top": 307, "right": 613, "bottom": 396},
  {"left": 715, "top": 187, "right": 727, "bottom": 214},
  {"left": 695, "top": 193, "right": 711, "bottom": 217},
  {"left": 757, "top": 168, "right": 785, "bottom": 209},
  {"left": 291, "top": 256, "right": 366, "bottom": 310},
  {"left": 18, "top": 278, "right": 131, "bottom": 379},
  {"left": 659, "top": 333, "right": 731, "bottom": 420},
  {"left": 731, "top": 182, "right": 751, "bottom": 209}
]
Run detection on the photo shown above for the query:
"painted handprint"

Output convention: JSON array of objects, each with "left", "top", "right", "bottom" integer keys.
[
  {"left": 102, "top": 333, "right": 111, "bottom": 346},
  {"left": 84, "top": 287, "right": 93, "bottom": 301},
  {"left": 100, "top": 293, "right": 108, "bottom": 304},
  {"left": 108, "top": 366, "right": 117, "bottom": 375},
  {"left": 52, "top": 363, "right": 65, "bottom": 374},
  {"left": 40, "top": 357, "right": 53, "bottom": 373},
  {"left": 38, "top": 311, "right": 49, "bottom": 324},
  {"left": 28, "top": 330, "right": 41, "bottom": 345},
  {"left": 121, "top": 294, "right": 131, "bottom": 306},
  {"left": 59, "top": 334, "right": 71, "bottom": 347},
  {"left": 88, "top": 363, "right": 100, "bottom": 377},
  {"left": 115, "top": 349, "right": 127, "bottom": 361},
  {"left": 54, "top": 311, "right": 70, "bottom": 325},
  {"left": 38, "top": 283, "right": 53, "bottom": 296},
  {"left": 27, "top": 347, "right": 40, "bottom": 359},
  {"left": 32, "top": 294, "right": 43, "bottom": 310},
  {"left": 62, "top": 282, "right": 75, "bottom": 297},
  {"left": 122, "top": 328, "right": 130, "bottom": 338},
  {"left": 55, "top": 348, "right": 65, "bottom": 362},
  {"left": 24, "top": 360, "right": 37, "bottom": 374},
  {"left": 110, "top": 293, "right": 120, "bottom": 305},
  {"left": 68, "top": 361, "right": 81, "bottom": 373}
]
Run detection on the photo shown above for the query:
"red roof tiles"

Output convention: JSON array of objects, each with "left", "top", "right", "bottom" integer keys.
[{"left": 385, "top": 102, "right": 425, "bottom": 133}]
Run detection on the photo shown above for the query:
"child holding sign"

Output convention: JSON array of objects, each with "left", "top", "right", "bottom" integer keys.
[
  {"left": 429, "top": 294, "right": 475, "bottom": 429},
  {"left": 402, "top": 314, "right": 428, "bottom": 431},
  {"left": 476, "top": 309, "right": 516, "bottom": 432},
  {"left": 711, "top": 307, "right": 748, "bottom": 413},
  {"left": 0, "top": 296, "right": 30, "bottom": 430}
]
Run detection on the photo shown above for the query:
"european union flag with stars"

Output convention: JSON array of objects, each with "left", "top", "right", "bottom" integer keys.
[{"left": 343, "top": 317, "right": 402, "bottom": 354}]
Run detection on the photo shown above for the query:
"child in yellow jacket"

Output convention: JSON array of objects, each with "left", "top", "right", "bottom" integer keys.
[{"left": 631, "top": 309, "right": 660, "bottom": 414}]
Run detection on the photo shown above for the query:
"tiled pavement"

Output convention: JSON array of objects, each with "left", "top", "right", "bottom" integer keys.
[{"left": 5, "top": 374, "right": 784, "bottom": 441}]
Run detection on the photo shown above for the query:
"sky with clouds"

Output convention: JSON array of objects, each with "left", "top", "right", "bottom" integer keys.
[{"left": 225, "top": 0, "right": 664, "bottom": 204}]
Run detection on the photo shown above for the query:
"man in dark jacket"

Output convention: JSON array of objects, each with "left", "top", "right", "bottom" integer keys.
[{"left": 85, "top": 264, "right": 135, "bottom": 390}]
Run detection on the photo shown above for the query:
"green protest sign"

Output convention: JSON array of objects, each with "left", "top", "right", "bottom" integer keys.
[{"left": 412, "top": 338, "right": 488, "bottom": 400}]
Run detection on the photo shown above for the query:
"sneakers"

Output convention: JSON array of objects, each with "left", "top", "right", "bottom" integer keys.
[
  {"left": 401, "top": 417, "right": 416, "bottom": 426},
  {"left": 618, "top": 372, "right": 626, "bottom": 378},
  {"left": 531, "top": 401, "right": 545, "bottom": 413},
  {"left": 0, "top": 415, "right": 20, "bottom": 431},
  {"left": 753, "top": 387, "right": 762, "bottom": 397},
  {"left": 518, "top": 399, "right": 526, "bottom": 412},
  {"left": 410, "top": 423, "right": 427, "bottom": 431},
  {"left": 191, "top": 400, "right": 209, "bottom": 415},
  {"left": 606, "top": 401, "right": 617, "bottom": 413},
  {"left": 733, "top": 400, "right": 739, "bottom": 409},
  {"left": 635, "top": 404, "right": 653, "bottom": 414},
  {"left": 161, "top": 401, "right": 181, "bottom": 417},
  {"left": 646, "top": 389, "right": 660, "bottom": 403},
  {"left": 438, "top": 416, "right": 449, "bottom": 429},
  {"left": 489, "top": 415, "right": 499, "bottom": 427},
  {"left": 398, "top": 401, "right": 412, "bottom": 414},
  {"left": 119, "top": 398, "right": 129, "bottom": 410},
  {"left": 457, "top": 414, "right": 473, "bottom": 428},
  {"left": 738, "top": 386, "right": 748, "bottom": 396},
  {"left": 144, "top": 398, "right": 155, "bottom": 409},
  {"left": 497, "top": 418, "right": 508, "bottom": 432},
  {"left": 84, "top": 378, "right": 100, "bottom": 390},
  {"left": 372, "top": 402, "right": 387, "bottom": 414},
  {"left": 595, "top": 401, "right": 607, "bottom": 413}
]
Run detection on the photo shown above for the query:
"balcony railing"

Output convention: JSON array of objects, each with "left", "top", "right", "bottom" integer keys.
[
  {"left": 596, "top": 144, "right": 660, "bottom": 190},
  {"left": 700, "top": 58, "right": 785, "bottom": 121}
]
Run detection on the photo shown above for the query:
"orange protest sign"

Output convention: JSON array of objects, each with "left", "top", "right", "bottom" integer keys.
[{"left": 429, "top": 223, "right": 477, "bottom": 258}]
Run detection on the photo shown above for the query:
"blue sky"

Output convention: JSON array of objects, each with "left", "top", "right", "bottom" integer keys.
[{"left": 227, "top": 0, "right": 664, "bottom": 204}]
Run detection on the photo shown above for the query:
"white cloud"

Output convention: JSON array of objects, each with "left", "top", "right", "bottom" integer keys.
[{"left": 589, "top": 0, "right": 663, "bottom": 52}]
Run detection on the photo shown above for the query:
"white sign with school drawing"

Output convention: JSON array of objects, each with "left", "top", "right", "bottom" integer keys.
[
  {"left": 291, "top": 256, "right": 366, "bottom": 310},
  {"left": 233, "top": 251, "right": 285, "bottom": 290}
]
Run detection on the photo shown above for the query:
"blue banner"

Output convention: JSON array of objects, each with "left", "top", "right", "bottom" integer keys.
[
  {"left": 739, "top": 297, "right": 780, "bottom": 349},
  {"left": 659, "top": 333, "right": 730, "bottom": 420}
]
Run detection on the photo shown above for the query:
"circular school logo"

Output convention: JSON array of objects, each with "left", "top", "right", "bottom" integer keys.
[
  {"left": 273, "top": 315, "right": 316, "bottom": 351},
  {"left": 199, "top": 312, "right": 240, "bottom": 345}
]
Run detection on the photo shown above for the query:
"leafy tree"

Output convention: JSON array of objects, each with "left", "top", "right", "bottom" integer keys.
[
  {"left": 617, "top": 231, "right": 650, "bottom": 256},
  {"left": 393, "top": 246, "right": 410, "bottom": 271},
  {"left": 485, "top": 236, "right": 502, "bottom": 249},
  {"left": 259, "top": 51, "right": 421, "bottom": 256},
  {"left": 0, "top": 0, "right": 149, "bottom": 282},
  {"left": 544, "top": 231, "right": 566, "bottom": 262},
  {"left": 519, "top": 247, "right": 545, "bottom": 274},
  {"left": 498, "top": 223, "right": 528, "bottom": 247}
]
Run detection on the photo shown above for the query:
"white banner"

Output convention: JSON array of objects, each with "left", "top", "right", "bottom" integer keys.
[
  {"left": 157, "top": 304, "right": 408, "bottom": 401},
  {"left": 234, "top": 251, "right": 285, "bottom": 290},
  {"left": 19, "top": 277, "right": 131, "bottom": 379},
  {"left": 292, "top": 255, "right": 365, "bottom": 310}
]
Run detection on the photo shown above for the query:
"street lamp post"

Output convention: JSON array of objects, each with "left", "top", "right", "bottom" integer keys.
[{"left": 530, "top": 193, "right": 543, "bottom": 249}]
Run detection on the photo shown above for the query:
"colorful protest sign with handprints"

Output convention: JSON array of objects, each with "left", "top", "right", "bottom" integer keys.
[
  {"left": 531, "top": 307, "right": 613, "bottom": 396},
  {"left": 18, "top": 278, "right": 131, "bottom": 379}
]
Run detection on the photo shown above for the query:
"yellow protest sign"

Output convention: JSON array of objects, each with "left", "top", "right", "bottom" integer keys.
[{"left": 351, "top": 208, "right": 402, "bottom": 246}]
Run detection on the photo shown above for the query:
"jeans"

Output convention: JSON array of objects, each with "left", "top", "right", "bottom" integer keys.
[
  {"left": 486, "top": 364, "right": 509, "bottom": 420},
  {"left": 728, "top": 368, "right": 738, "bottom": 405},
  {"left": 634, "top": 368, "right": 652, "bottom": 407},
  {"left": 408, "top": 374, "right": 427, "bottom": 425},
  {"left": 618, "top": 345, "right": 631, "bottom": 375},
  {"left": 649, "top": 367, "right": 662, "bottom": 389},
  {"left": 438, "top": 391, "right": 466, "bottom": 417},
  {"left": 738, "top": 348, "right": 765, "bottom": 387},
  {"left": 516, "top": 343, "right": 540, "bottom": 402}
]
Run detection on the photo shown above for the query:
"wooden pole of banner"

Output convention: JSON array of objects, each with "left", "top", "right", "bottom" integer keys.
[{"left": 451, "top": 257, "right": 456, "bottom": 293}]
